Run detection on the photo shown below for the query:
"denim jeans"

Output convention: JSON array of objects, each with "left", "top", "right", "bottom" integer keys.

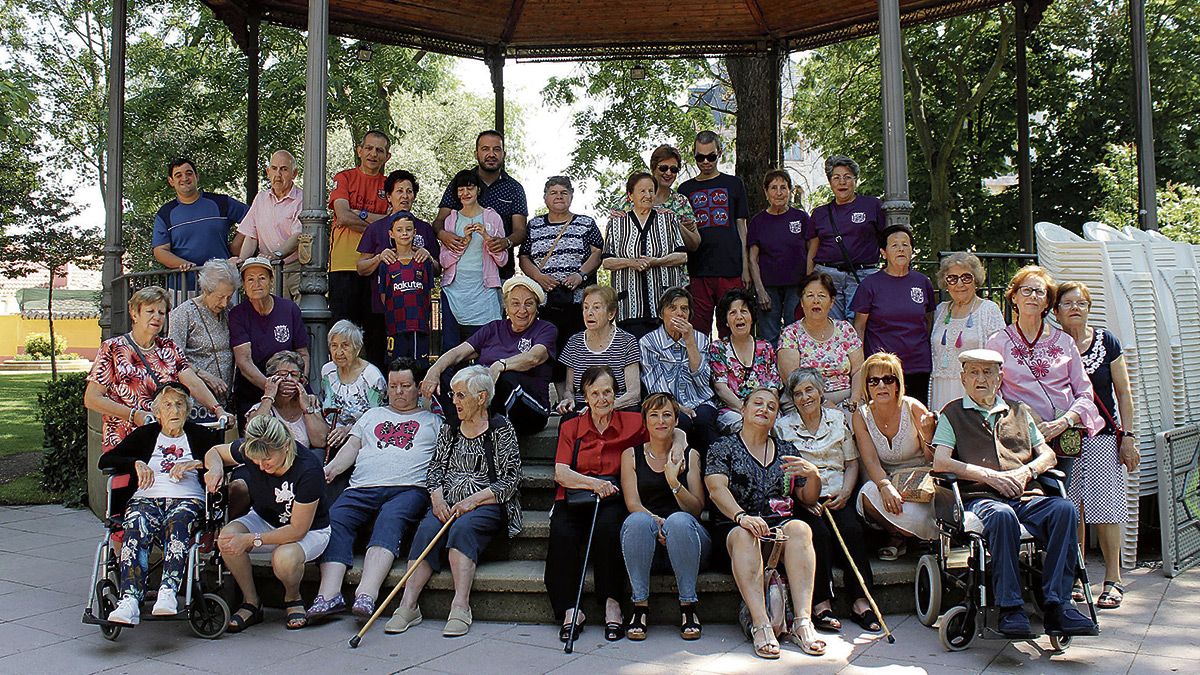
[
  {"left": 620, "top": 510, "right": 711, "bottom": 603},
  {"left": 814, "top": 264, "right": 880, "bottom": 322},
  {"left": 761, "top": 285, "right": 802, "bottom": 346},
  {"left": 966, "top": 495, "right": 1079, "bottom": 608}
]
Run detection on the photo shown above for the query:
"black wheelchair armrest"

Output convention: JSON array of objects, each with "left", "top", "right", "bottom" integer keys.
[
  {"left": 932, "top": 474, "right": 966, "bottom": 529},
  {"left": 930, "top": 471, "right": 958, "bottom": 485},
  {"left": 1037, "top": 468, "right": 1068, "bottom": 497}
]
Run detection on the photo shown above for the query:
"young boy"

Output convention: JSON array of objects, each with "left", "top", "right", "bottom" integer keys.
[{"left": 378, "top": 211, "right": 435, "bottom": 361}]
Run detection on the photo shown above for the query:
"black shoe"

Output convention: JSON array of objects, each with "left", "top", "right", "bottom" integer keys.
[{"left": 1043, "top": 603, "right": 1099, "bottom": 636}]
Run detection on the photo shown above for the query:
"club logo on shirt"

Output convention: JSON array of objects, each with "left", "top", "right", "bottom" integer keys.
[
  {"left": 374, "top": 420, "right": 419, "bottom": 450},
  {"left": 517, "top": 337, "right": 533, "bottom": 353},
  {"left": 275, "top": 481, "right": 296, "bottom": 524},
  {"left": 911, "top": 287, "right": 925, "bottom": 304},
  {"left": 414, "top": 234, "right": 425, "bottom": 249},
  {"left": 789, "top": 220, "right": 804, "bottom": 234},
  {"left": 274, "top": 325, "right": 291, "bottom": 343},
  {"left": 851, "top": 212, "right": 866, "bottom": 224}
]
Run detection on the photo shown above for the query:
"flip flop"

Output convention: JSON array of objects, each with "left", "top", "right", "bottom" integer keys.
[{"left": 285, "top": 600, "right": 307, "bottom": 630}]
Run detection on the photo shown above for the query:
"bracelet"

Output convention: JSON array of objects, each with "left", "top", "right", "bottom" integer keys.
[
  {"left": 734, "top": 510, "right": 746, "bottom": 524},
  {"left": 261, "top": 395, "right": 275, "bottom": 403}
]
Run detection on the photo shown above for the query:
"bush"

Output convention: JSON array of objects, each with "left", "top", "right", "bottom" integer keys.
[
  {"left": 37, "top": 372, "right": 88, "bottom": 506},
  {"left": 24, "top": 333, "right": 66, "bottom": 359}
]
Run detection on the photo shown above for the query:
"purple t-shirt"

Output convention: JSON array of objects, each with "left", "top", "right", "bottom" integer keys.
[
  {"left": 466, "top": 318, "right": 558, "bottom": 407},
  {"left": 850, "top": 270, "right": 934, "bottom": 373},
  {"left": 802, "top": 195, "right": 885, "bottom": 266},
  {"left": 358, "top": 212, "right": 440, "bottom": 313},
  {"left": 678, "top": 173, "right": 750, "bottom": 279},
  {"left": 747, "top": 207, "right": 809, "bottom": 287},
  {"left": 228, "top": 295, "right": 310, "bottom": 372}
]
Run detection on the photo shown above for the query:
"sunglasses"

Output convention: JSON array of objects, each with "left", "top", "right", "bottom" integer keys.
[
  {"left": 945, "top": 273, "right": 975, "bottom": 286},
  {"left": 656, "top": 164, "right": 680, "bottom": 174},
  {"left": 694, "top": 152, "right": 719, "bottom": 163},
  {"left": 866, "top": 375, "right": 899, "bottom": 387}
]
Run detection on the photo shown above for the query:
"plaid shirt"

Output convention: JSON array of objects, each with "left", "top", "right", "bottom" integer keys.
[
  {"left": 378, "top": 258, "right": 434, "bottom": 334},
  {"left": 639, "top": 327, "right": 714, "bottom": 410}
]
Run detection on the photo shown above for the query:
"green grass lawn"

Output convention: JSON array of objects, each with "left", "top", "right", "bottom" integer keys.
[
  {"left": 0, "top": 474, "right": 56, "bottom": 505},
  {"left": 0, "top": 373, "right": 50, "bottom": 458}
]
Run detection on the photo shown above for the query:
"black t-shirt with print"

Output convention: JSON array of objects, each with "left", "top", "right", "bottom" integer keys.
[
  {"left": 678, "top": 173, "right": 750, "bottom": 279},
  {"left": 231, "top": 439, "right": 329, "bottom": 529}
]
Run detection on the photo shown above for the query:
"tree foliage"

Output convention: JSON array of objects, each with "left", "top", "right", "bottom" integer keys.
[{"left": 1093, "top": 142, "right": 1200, "bottom": 243}]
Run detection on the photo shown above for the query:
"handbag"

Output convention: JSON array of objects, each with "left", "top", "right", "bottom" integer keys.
[
  {"left": 738, "top": 535, "right": 794, "bottom": 638},
  {"left": 1004, "top": 326, "right": 1084, "bottom": 457},
  {"left": 888, "top": 399, "right": 936, "bottom": 503},
  {"left": 563, "top": 438, "right": 620, "bottom": 506},
  {"left": 538, "top": 218, "right": 581, "bottom": 310}
]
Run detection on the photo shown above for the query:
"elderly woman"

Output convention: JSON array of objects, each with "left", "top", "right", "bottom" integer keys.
[
  {"left": 439, "top": 169, "right": 508, "bottom": 346},
  {"left": 851, "top": 225, "right": 934, "bottom": 405},
  {"left": 707, "top": 288, "right": 781, "bottom": 431},
  {"left": 86, "top": 286, "right": 230, "bottom": 470},
  {"left": 557, "top": 285, "right": 641, "bottom": 415},
  {"left": 853, "top": 353, "right": 938, "bottom": 559},
  {"left": 168, "top": 259, "right": 239, "bottom": 422},
  {"left": 229, "top": 257, "right": 310, "bottom": 422},
  {"left": 204, "top": 415, "right": 330, "bottom": 631},
  {"left": 619, "top": 392, "right": 708, "bottom": 640},
  {"left": 385, "top": 366, "right": 522, "bottom": 637},
  {"left": 648, "top": 144, "right": 700, "bottom": 251},
  {"left": 319, "top": 320, "right": 386, "bottom": 452},
  {"left": 1055, "top": 281, "right": 1132, "bottom": 607},
  {"left": 99, "top": 384, "right": 223, "bottom": 625},
  {"left": 422, "top": 277, "right": 557, "bottom": 435},
  {"left": 928, "top": 252, "right": 1005, "bottom": 411},
  {"left": 519, "top": 176, "right": 604, "bottom": 369},
  {"left": 775, "top": 368, "right": 880, "bottom": 633},
  {"left": 640, "top": 287, "right": 719, "bottom": 452},
  {"left": 778, "top": 272, "right": 865, "bottom": 409},
  {"left": 547, "top": 366, "right": 645, "bottom": 642},
  {"left": 247, "top": 351, "right": 328, "bottom": 450},
  {"left": 307, "top": 358, "right": 442, "bottom": 622},
  {"left": 705, "top": 388, "right": 825, "bottom": 659},
  {"left": 803, "top": 155, "right": 885, "bottom": 321},
  {"left": 748, "top": 169, "right": 809, "bottom": 345},
  {"left": 603, "top": 171, "right": 689, "bottom": 339}
]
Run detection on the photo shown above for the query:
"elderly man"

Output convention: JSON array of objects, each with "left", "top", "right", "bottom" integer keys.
[
  {"left": 152, "top": 157, "right": 248, "bottom": 271},
  {"left": 238, "top": 150, "right": 303, "bottom": 301},
  {"left": 931, "top": 349, "right": 1098, "bottom": 638},
  {"left": 639, "top": 287, "right": 719, "bottom": 451}
]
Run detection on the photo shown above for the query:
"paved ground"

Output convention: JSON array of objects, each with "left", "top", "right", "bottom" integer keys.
[{"left": 0, "top": 504, "right": 1194, "bottom": 674}]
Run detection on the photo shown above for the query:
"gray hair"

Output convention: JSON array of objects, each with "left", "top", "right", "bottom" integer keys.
[
  {"left": 197, "top": 258, "right": 241, "bottom": 295},
  {"left": 824, "top": 155, "right": 860, "bottom": 180},
  {"left": 264, "top": 350, "right": 305, "bottom": 376},
  {"left": 937, "top": 251, "right": 987, "bottom": 291},
  {"left": 784, "top": 367, "right": 827, "bottom": 407},
  {"left": 449, "top": 365, "right": 495, "bottom": 407},
  {"left": 269, "top": 149, "right": 296, "bottom": 169},
  {"left": 327, "top": 319, "right": 364, "bottom": 358},
  {"left": 544, "top": 176, "right": 574, "bottom": 194},
  {"left": 694, "top": 130, "right": 723, "bottom": 153}
]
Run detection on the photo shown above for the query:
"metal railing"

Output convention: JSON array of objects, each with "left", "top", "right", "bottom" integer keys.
[
  {"left": 914, "top": 251, "right": 1038, "bottom": 318},
  {"left": 111, "top": 262, "right": 284, "bottom": 336}
]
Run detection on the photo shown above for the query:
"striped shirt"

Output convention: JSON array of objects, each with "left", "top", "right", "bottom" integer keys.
[
  {"left": 426, "top": 419, "right": 524, "bottom": 537},
  {"left": 559, "top": 327, "right": 640, "bottom": 406},
  {"left": 639, "top": 327, "right": 714, "bottom": 410},
  {"left": 604, "top": 209, "right": 689, "bottom": 322},
  {"left": 522, "top": 214, "right": 603, "bottom": 303}
]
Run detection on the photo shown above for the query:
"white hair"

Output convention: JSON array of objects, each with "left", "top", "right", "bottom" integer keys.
[
  {"left": 327, "top": 320, "right": 364, "bottom": 358},
  {"left": 197, "top": 258, "right": 241, "bottom": 294},
  {"left": 449, "top": 365, "right": 495, "bottom": 406}
]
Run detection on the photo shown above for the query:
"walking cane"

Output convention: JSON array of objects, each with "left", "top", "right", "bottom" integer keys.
[
  {"left": 348, "top": 512, "right": 459, "bottom": 648},
  {"left": 564, "top": 494, "right": 602, "bottom": 655},
  {"left": 821, "top": 504, "right": 895, "bottom": 644}
]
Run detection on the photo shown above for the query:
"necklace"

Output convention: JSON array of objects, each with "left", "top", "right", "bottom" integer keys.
[{"left": 804, "top": 318, "right": 835, "bottom": 342}]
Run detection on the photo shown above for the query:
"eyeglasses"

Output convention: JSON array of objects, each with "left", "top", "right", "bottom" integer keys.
[
  {"left": 272, "top": 370, "right": 302, "bottom": 380},
  {"left": 945, "top": 273, "right": 975, "bottom": 286},
  {"left": 694, "top": 152, "right": 719, "bottom": 163},
  {"left": 830, "top": 174, "right": 856, "bottom": 183},
  {"left": 1059, "top": 300, "right": 1090, "bottom": 310},
  {"left": 866, "top": 375, "right": 899, "bottom": 387},
  {"left": 656, "top": 164, "right": 680, "bottom": 174},
  {"left": 1017, "top": 286, "right": 1048, "bottom": 298},
  {"left": 802, "top": 292, "right": 830, "bottom": 301}
]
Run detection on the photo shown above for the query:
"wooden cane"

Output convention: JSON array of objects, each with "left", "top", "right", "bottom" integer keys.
[
  {"left": 822, "top": 505, "right": 895, "bottom": 643},
  {"left": 348, "top": 512, "right": 459, "bottom": 648}
]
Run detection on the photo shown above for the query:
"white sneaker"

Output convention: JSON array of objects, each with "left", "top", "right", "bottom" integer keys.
[
  {"left": 151, "top": 588, "right": 178, "bottom": 616},
  {"left": 108, "top": 596, "right": 140, "bottom": 625}
]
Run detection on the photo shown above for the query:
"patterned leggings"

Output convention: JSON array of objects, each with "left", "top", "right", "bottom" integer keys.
[{"left": 119, "top": 497, "right": 204, "bottom": 601}]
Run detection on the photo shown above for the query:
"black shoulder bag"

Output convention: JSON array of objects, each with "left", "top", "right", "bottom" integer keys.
[
  {"left": 825, "top": 202, "right": 863, "bottom": 284},
  {"left": 564, "top": 437, "right": 620, "bottom": 506}
]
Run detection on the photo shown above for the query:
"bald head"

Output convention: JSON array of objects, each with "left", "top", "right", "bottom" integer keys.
[{"left": 267, "top": 150, "right": 298, "bottom": 195}]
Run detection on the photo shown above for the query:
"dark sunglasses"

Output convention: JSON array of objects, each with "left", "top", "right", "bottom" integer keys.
[
  {"left": 866, "top": 375, "right": 899, "bottom": 387},
  {"left": 656, "top": 164, "right": 680, "bottom": 174},
  {"left": 694, "top": 152, "right": 719, "bottom": 163}
]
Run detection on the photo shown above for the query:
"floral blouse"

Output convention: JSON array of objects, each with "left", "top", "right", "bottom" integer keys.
[
  {"left": 778, "top": 319, "right": 862, "bottom": 391},
  {"left": 707, "top": 338, "right": 781, "bottom": 409},
  {"left": 88, "top": 335, "right": 191, "bottom": 452},
  {"left": 986, "top": 324, "right": 1102, "bottom": 435},
  {"left": 705, "top": 434, "right": 806, "bottom": 522},
  {"left": 319, "top": 361, "right": 387, "bottom": 428},
  {"left": 427, "top": 418, "right": 524, "bottom": 537}
]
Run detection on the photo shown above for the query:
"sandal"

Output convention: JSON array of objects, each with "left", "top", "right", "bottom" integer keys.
[
  {"left": 605, "top": 621, "right": 625, "bottom": 642},
  {"left": 851, "top": 608, "right": 882, "bottom": 633},
  {"left": 305, "top": 594, "right": 347, "bottom": 622},
  {"left": 812, "top": 609, "right": 842, "bottom": 633},
  {"left": 1071, "top": 582, "right": 1086, "bottom": 603},
  {"left": 558, "top": 612, "right": 584, "bottom": 643},
  {"left": 226, "top": 601, "right": 263, "bottom": 633},
  {"left": 878, "top": 540, "right": 907, "bottom": 561},
  {"left": 626, "top": 606, "right": 648, "bottom": 641},
  {"left": 680, "top": 603, "right": 702, "bottom": 640},
  {"left": 1097, "top": 581, "right": 1125, "bottom": 609},
  {"left": 789, "top": 617, "right": 828, "bottom": 656},
  {"left": 750, "top": 623, "right": 780, "bottom": 659},
  {"left": 285, "top": 599, "right": 307, "bottom": 630}
]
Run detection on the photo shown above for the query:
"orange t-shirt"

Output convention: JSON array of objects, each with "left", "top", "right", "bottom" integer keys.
[{"left": 329, "top": 168, "right": 388, "bottom": 272}]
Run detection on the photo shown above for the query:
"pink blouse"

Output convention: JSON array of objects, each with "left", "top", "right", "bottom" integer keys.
[{"left": 985, "top": 324, "right": 1102, "bottom": 435}]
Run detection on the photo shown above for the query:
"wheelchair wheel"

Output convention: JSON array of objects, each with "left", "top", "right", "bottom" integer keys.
[
  {"left": 96, "top": 580, "right": 122, "bottom": 642},
  {"left": 915, "top": 554, "right": 943, "bottom": 627},
  {"left": 1049, "top": 634, "right": 1071, "bottom": 653},
  {"left": 939, "top": 605, "right": 976, "bottom": 652},
  {"left": 189, "top": 592, "right": 230, "bottom": 639}
]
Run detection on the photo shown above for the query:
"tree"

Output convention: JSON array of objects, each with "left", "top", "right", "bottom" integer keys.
[{"left": 1093, "top": 142, "right": 1200, "bottom": 242}]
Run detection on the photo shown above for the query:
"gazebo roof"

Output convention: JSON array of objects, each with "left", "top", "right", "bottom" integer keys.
[{"left": 203, "top": 0, "right": 1049, "bottom": 60}]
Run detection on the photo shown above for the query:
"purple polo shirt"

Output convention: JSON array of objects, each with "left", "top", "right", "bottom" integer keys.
[
  {"left": 466, "top": 318, "right": 557, "bottom": 407},
  {"left": 358, "top": 212, "right": 440, "bottom": 314},
  {"left": 850, "top": 270, "right": 934, "bottom": 373},
  {"left": 228, "top": 295, "right": 310, "bottom": 372},
  {"left": 802, "top": 194, "right": 885, "bottom": 266},
  {"left": 747, "top": 207, "right": 809, "bottom": 287}
]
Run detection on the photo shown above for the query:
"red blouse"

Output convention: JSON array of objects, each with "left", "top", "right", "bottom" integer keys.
[{"left": 554, "top": 411, "right": 648, "bottom": 501}]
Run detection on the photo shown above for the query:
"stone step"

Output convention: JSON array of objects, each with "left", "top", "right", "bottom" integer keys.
[
  {"left": 517, "top": 422, "right": 559, "bottom": 463},
  {"left": 518, "top": 464, "right": 557, "bottom": 511}
]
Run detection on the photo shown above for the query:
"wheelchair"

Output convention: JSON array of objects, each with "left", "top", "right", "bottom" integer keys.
[
  {"left": 81, "top": 466, "right": 232, "bottom": 641},
  {"left": 912, "top": 469, "right": 1099, "bottom": 652}
]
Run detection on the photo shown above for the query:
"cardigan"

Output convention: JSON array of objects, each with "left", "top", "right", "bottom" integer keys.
[{"left": 98, "top": 422, "right": 223, "bottom": 517}]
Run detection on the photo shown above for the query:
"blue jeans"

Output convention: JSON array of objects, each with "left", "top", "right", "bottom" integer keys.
[
  {"left": 966, "top": 495, "right": 1079, "bottom": 608},
  {"left": 814, "top": 264, "right": 879, "bottom": 322},
  {"left": 760, "top": 285, "right": 801, "bottom": 346},
  {"left": 323, "top": 486, "right": 430, "bottom": 565},
  {"left": 620, "top": 511, "right": 711, "bottom": 604}
]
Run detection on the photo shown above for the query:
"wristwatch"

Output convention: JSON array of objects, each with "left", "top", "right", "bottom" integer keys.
[
  {"left": 253, "top": 533, "right": 263, "bottom": 549},
  {"left": 359, "top": 209, "right": 369, "bottom": 221},
  {"left": 272, "top": 250, "right": 284, "bottom": 260}
]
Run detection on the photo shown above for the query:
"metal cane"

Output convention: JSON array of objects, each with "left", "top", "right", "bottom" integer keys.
[
  {"left": 348, "top": 513, "right": 459, "bottom": 648},
  {"left": 564, "top": 494, "right": 602, "bottom": 654},
  {"left": 821, "top": 504, "right": 896, "bottom": 644}
]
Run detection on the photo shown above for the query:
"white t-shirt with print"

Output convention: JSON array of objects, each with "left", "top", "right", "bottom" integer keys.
[
  {"left": 132, "top": 432, "right": 205, "bottom": 500},
  {"left": 348, "top": 407, "right": 442, "bottom": 489}
]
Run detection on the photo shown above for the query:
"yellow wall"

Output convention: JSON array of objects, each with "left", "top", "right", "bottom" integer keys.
[{"left": 0, "top": 316, "right": 101, "bottom": 360}]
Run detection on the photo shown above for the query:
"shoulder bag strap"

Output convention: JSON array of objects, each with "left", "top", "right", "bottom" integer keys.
[
  {"left": 1004, "top": 325, "right": 1062, "bottom": 415},
  {"left": 122, "top": 334, "right": 165, "bottom": 392},
  {"left": 480, "top": 419, "right": 500, "bottom": 485},
  {"left": 538, "top": 217, "right": 575, "bottom": 269},
  {"left": 825, "top": 202, "right": 861, "bottom": 284},
  {"left": 570, "top": 436, "right": 583, "bottom": 471}
]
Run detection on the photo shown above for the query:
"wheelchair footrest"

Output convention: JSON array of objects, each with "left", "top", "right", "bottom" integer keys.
[{"left": 946, "top": 548, "right": 971, "bottom": 569}]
